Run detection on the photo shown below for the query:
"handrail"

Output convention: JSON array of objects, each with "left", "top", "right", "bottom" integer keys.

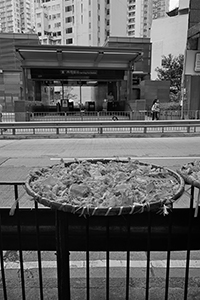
[
  {"left": 1, "top": 119, "right": 200, "bottom": 136},
  {"left": 1, "top": 119, "right": 200, "bottom": 126},
  {"left": 1, "top": 207, "right": 200, "bottom": 251}
]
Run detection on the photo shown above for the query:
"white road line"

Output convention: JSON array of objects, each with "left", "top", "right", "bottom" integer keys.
[
  {"left": 50, "top": 157, "right": 200, "bottom": 161},
  {"left": 2, "top": 260, "right": 200, "bottom": 270}
]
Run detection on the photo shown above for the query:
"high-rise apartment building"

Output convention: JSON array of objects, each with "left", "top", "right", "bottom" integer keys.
[
  {"left": 34, "top": 0, "right": 127, "bottom": 46},
  {"left": 0, "top": 0, "right": 170, "bottom": 43},
  {"left": 35, "top": 0, "right": 163, "bottom": 45},
  {"left": 127, "top": 0, "right": 170, "bottom": 38},
  {"left": 127, "top": 0, "right": 152, "bottom": 38},
  {"left": 0, "top": 0, "right": 35, "bottom": 33},
  {"left": 152, "top": 0, "right": 170, "bottom": 19}
]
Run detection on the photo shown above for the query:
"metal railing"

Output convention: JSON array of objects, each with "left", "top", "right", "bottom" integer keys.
[
  {"left": 0, "top": 181, "right": 200, "bottom": 299},
  {"left": 27, "top": 110, "right": 200, "bottom": 121},
  {"left": 2, "top": 110, "right": 200, "bottom": 123},
  {"left": 1, "top": 119, "right": 200, "bottom": 137}
]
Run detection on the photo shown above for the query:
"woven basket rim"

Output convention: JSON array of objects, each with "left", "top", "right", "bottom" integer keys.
[
  {"left": 178, "top": 170, "right": 200, "bottom": 189},
  {"left": 25, "top": 159, "right": 185, "bottom": 216}
]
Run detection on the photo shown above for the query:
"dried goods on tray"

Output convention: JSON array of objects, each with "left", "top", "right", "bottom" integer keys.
[
  {"left": 25, "top": 159, "right": 184, "bottom": 216},
  {"left": 178, "top": 160, "right": 200, "bottom": 189},
  {"left": 178, "top": 160, "right": 200, "bottom": 217}
]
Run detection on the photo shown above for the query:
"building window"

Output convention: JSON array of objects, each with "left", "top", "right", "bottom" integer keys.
[
  {"left": 66, "top": 27, "right": 73, "bottom": 34},
  {"left": 66, "top": 38, "right": 73, "bottom": 44},
  {"left": 65, "top": 5, "right": 72, "bottom": 12},
  {"left": 65, "top": 16, "right": 72, "bottom": 23},
  {"left": 55, "top": 22, "right": 61, "bottom": 28}
]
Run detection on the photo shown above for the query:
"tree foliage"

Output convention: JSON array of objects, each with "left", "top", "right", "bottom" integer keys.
[{"left": 155, "top": 54, "right": 184, "bottom": 101}]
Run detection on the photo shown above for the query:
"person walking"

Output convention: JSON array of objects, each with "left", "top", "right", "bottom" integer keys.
[
  {"left": 151, "top": 99, "right": 160, "bottom": 120},
  {"left": 0, "top": 103, "right": 2, "bottom": 123}
]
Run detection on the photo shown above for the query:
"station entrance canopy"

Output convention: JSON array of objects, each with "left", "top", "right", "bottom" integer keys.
[
  {"left": 15, "top": 44, "right": 143, "bottom": 109},
  {"left": 15, "top": 44, "right": 142, "bottom": 73}
]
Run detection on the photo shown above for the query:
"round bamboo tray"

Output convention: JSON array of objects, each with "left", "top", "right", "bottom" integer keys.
[
  {"left": 178, "top": 160, "right": 200, "bottom": 189},
  {"left": 25, "top": 159, "right": 185, "bottom": 216}
]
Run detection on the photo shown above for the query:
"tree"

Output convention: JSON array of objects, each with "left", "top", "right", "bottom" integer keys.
[{"left": 155, "top": 54, "right": 184, "bottom": 102}]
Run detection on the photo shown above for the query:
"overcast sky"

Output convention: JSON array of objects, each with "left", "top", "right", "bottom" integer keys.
[{"left": 169, "top": 0, "right": 179, "bottom": 9}]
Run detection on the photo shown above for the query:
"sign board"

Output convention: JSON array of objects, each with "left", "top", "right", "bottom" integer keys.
[
  {"left": 194, "top": 52, "right": 200, "bottom": 72},
  {"left": 31, "top": 68, "right": 125, "bottom": 80},
  {"left": 185, "top": 50, "right": 200, "bottom": 75}
]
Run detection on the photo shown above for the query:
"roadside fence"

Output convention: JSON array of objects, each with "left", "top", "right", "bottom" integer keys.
[
  {"left": 0, "top": 181, "right": 200, "bottom": 299},
  {"left": 2, "top": 110, "right": 200, "bottom": 123},
  {"left": 1, "top": 119, "right": 200, "bottom": 137}
]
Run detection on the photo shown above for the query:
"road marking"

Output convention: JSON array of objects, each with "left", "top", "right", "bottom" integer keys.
[
  {"left": 2, "top": 260, "right": 200, "bottom": 270},
  {"left": 50, "top": 157, "right": 200, "bottom": 161}
]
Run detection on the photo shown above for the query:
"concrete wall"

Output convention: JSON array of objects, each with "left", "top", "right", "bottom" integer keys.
[
  {"left": 140, "top": 80, "right": 170, "bottom": 109},
  {"left": 186, "top": 0, "right": 200, "bottom": 111},
  {"left": 0, "top": 33, "right": 40, "bottom": 112},
  {"left": 151, "top": 13, "right": 188, "bottom": 79}
]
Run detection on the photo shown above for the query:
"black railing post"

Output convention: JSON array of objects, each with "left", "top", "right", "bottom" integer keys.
[
  {"left": 15, "top": 184, "right": 26, "bottom": 300},
  {"left": 106, "top": 218, "right": 110, "bottom": 300},
  {"left": 34, "top": 201, "right": 44, "bottom": 300},
  {"left": 126, "top": 215, "right": 130, "bottom": 300},
  {"left": 56, "top": 210, "right": 71, "bottom": 300},
  {"left": 0, "top": 212, "right": 8, "bottom": 300},
  {"left": 165, "top": 209, "right": 173, "bottom": 300},
  {"left": 145, "top": 210, "right": 151, "bottom": 300},
  {"left": 86, "top": 216, "right": 90, "bottom": 300},
  {"left": 184, "top": 185, "right": 194, "bottom": 300}
]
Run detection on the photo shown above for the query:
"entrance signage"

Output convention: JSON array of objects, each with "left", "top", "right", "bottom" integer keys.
[
  {"left": 185, "top": 50, "right": 200, "bottom": 75},
  {"left": 31, "top": 68, "right": 124, "bottom": 80}
]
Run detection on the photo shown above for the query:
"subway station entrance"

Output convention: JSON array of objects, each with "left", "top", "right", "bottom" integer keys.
[{"left": 16, "top": 44, "right": 143, "bottom": 112}]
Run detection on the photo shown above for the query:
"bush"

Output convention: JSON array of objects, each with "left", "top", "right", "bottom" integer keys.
[{"left": 160, "top": 102, "right": 181, "bottom": 111}]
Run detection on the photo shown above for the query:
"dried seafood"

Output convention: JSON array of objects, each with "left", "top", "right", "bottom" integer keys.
[{"left": 27, "top": 159, "right": 182, "bottom": 209}]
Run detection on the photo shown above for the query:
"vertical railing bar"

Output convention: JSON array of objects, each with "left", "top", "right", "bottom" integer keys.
[
  {"left": 165, "top": 209, "right": 173, "bottom": 300},
  {"left": 0, "top": 212, "right": 8, "bottom": 300},
  {"left": 56, "top": 211, "right": 71, "bottom": 300},
  {"left": 86, "top": 217, "right": 90, "bottom": 300},
  {"left": 34, "top": 201, "right": 44, "bottom": 300},
  {"left": 145, "top": 211, "right": 151, "bottom": 300},
  {"left": 184, "top": 185, "right": 194, "bottom": 300},
  {"left": 126, "top": 215, "right": 130, "bottom": 300},
  {"left": 106, "top": 218, "right": 109, "bottom": 300},
  {"left": 15, "top": 184, "right": 26, "bottom": 300}
]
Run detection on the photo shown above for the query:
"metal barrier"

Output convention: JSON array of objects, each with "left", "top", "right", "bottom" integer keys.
[
  {"left": 0, "top": 181, "right": 200, "bottom": 299},
  {"left": 2, "top": 110, "right": 200, "bottom": 123},
  {"left": 1, "top": 119, "right": 200, "bottom": 137}
]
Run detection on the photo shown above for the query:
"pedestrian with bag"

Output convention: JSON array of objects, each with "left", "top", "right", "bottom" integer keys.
[{"left": 151, "top": 99, "right": 160, "bottom": 120}]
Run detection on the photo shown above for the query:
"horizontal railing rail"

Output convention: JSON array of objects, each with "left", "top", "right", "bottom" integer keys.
[
  {"left": 0, "top": 181, "right": 200, "bottom": 299},
  {"left": 2, "top": 110, "right": 200, "bottom": 123},
  {"left": 1, "top": 207, "right": 200, "bottom": 251},
  {"left": 1, "top": 119, "right": 200, "bottom": 137}
]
